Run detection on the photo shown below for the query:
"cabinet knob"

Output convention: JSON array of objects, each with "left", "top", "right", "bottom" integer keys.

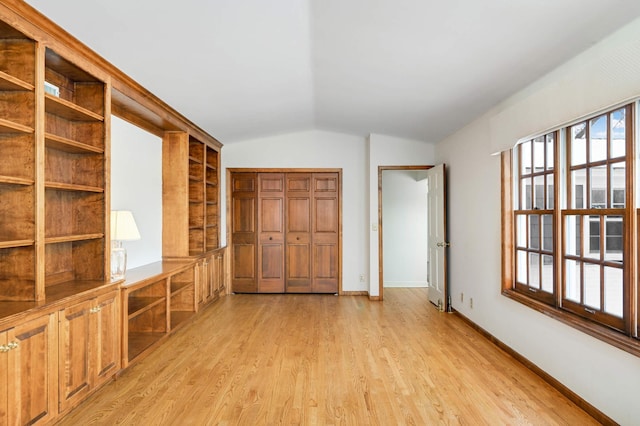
[
  {"left": 7, "top": 341, "right": 18, "bottom": 350},
  {"left": 0, "top": 344, "right": 9, "bottom": 353},
  {"left": 296, "top": 237, "right": 300, "bottom": 240},
  {"left": 269, "top": 237, "right": 273, "bottom": 240},
  {"left": 90, "top": 306, "right": 102, "bottom": 314}
]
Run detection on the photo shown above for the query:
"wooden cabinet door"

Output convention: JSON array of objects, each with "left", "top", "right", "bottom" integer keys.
[
  {"left": 286, "top": 173, "right": 312, "bottom": 292},
  {"left": 311, "top": 173, "right": 340, "bottom": 293},
  {"left": 58, "top": 299, "right": 91, "bottom": 412},
  {"left": 231, "top": 173, "right": 258, "bottom": 293},
  {"left": 0, "top": 329, "right": 7, "bottom": 424},
  {"left": 92, "top": 292, "right": 120, "bottom": 388},
  {"left": 9, "top": 313, "right": 57, "bottom": 425},
  {"left": 258, "top": 173, "right": 285, "bottom": 292}
]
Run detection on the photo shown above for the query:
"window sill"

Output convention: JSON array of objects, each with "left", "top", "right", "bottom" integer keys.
[{"left": 502, "top": 289, "right": 640, "bottom": 358}]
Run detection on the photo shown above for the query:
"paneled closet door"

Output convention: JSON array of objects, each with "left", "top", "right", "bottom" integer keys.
[
  {"left": 231, "top": 173, "right": 258, "bottom": 293},
  {"left": 311, "top": 173, "right": 339, "bottom": 293},
  {"left": 285, "top": 173, "right": 312, "bottom": 292},
  {"left": 258, "top": 173, "right": 285, "bottom": 292}
]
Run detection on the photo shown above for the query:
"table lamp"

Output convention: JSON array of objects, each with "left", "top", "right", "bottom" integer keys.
[{"left": 110, "top": 210, "right": 141, "bottom": 280}]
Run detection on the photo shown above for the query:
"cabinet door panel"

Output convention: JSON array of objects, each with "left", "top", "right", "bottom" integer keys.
[
  {"left": 93, "top": 292, "right": 119, "bottom": 386},
  {"left": 58, "top": 300, "right": 91, "bottom": 412},
  {"left": 11, "top": 313, "right": 57, "bottom": 425},
  {"left": 0, "top": 330, "right": 7, "bottom": 423}
]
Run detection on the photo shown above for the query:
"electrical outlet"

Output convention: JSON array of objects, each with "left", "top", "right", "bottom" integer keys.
[
  {"left": 470, "top": 298, "right": 473, "bottom": 309},
  {"left": 359, "top": 274, "right": 365, "bottom": 282},
  {"left": 460, "top": 292, "right": 464, "bottom": 303}
]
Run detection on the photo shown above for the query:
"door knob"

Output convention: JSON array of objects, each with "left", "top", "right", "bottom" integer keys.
[{"left": 436, "top": 241, "right": 451, "bottom": 248}]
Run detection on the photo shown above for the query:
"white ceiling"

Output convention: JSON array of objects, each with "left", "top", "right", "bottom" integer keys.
[{"left": 25, "top": 0, "right": 640, "bottom": 144}]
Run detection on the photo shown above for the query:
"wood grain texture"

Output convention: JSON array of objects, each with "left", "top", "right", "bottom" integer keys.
[{"left": 58, "top": 288, "right": 599, "bottom": 425}]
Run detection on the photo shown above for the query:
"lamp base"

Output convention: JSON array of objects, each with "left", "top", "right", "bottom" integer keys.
[{"left": 111, "top": 243, "right": 127, "bottom": 281}]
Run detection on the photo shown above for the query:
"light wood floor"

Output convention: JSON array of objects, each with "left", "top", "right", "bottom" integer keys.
[{"left": 58, "top": 288, "right": 598, "bottom": 425}]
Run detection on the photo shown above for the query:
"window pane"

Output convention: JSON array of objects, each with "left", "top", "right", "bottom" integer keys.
[
  {"left": 542, "top": 214, "right": 553, "bottom": 252},
  {"left": 571, "top": 169, "right": 586, "bottom": 209},
  {"left": 516, "top": 215, "right": 526, "bottom": 247},
  {"left": 520, "top": 141, "right": 532, "bottom": 175},
  {"left": 604, "top": 266, "right": 623, "bottom": 317},
  {"left": 610, "top": 108, "right": 626, "bottom": 158},
  {"left": 541, "top": 255, "right": 554, "bottom": 293},
  {"left": 589, "top": 115, "right": 607, "bottom": 163},
  {"left": 546, "top": 133, "right": 554, "bottom": 170},
  {"left": 565, "top": 259, "right": 581, "bottom": 303},
  {"left": 584, "top": 263, "right": 601, "bottom": 310},
  {"left": 610, "top": 162, "right": 625, "bottom": 208},
  {"left": 546, "top": 174, "right": 554, "bottom": 209},
  {"left": 585, "top": 216, "right": 600, "bottom": 260},
  {"left": 534, "top": 175, "right": 544, "bottom": 210},
  {"left": 529, "top": 215, "right": 540, "bottom": 250},
  {"left": 521, "top": 177, "right": 532, "bottom": 210},
  {"left": 604, "top": 216, "right": 623, "bottom": 262},
  {"left": 571, "top": 123, "right": 587, "bottom": 166},
  {"left": 590, "top": 166, "right": 607, "bottom": 208},
  {"left": 565, "top": 215, "right": 581, "bottom": 256},
  {"left": 517, "top": 250, "right": 527, "bottom": 284},
  {"left": 533, "top": 136, "right": 545, "bottom": 172},
  {"left": 529, "top": 253, "right": 540, "bottom": 289}
]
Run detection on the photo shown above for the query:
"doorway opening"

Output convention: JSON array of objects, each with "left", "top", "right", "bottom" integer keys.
[
  {"left": 378, "top": 165, "right": 432, "bottom": 301},
  {"left": 378, "top": 164, "right": 449, "bottom": 311}
]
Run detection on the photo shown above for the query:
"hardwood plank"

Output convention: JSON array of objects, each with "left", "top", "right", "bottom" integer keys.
[{"left": 57, "top": 289, "right": 602, "bottom": 425}]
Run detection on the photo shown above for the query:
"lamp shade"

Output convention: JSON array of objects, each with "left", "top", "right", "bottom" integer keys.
[{"left": 110, "top": 210, "right": 141, "bottom": 241}]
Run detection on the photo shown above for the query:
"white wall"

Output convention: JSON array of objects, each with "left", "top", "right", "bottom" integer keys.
[
  {"left": 382, "top": 170, "right": 428, "bottom": 287},
  {"left": 222, "top": 130, "right": 368, "bottom": 292},
  {"left": 436, "top": 18, "right": 640, "bottom": 425},
  {"left": 111, "top": 116, "right": 163, "bottom": 269},
  {"left": 368, "top": 134, "right": 437, "bottom": 296}
]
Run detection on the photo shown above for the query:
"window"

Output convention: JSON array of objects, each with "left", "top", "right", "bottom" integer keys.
[{"left": 503, "top": 104, "right": 636, "bottom": 351}]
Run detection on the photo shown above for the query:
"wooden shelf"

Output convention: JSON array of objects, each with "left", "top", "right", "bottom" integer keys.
[
  {"left": 45, "top": 93, "right": 104, "bottom": 122},
  {"left": 45, "top": 181, "right": 104, "bottom": 193},
  {"left": 170, "top": 280, "right": 192, "bottom": 295},
  {"left": 128, "top": 332, "right": 166, "bottom": 361},
  {"left": 188, "top": 155, "right": 203, "bottom": 164},
  {"left": 0, "top": 239, "right": 34, "bottom": 249},
  {"left": 0, "top": 118, "right": 33, "bottom": 134},
  {"left": 0, "top": 175, "right": 34, "bottom": 186},
  {"left": 170, "top": 311, "right": 195, "bottom": 329},
  {"left": 45, "top": 233, "right": 104, "bottom": 244},
  {"left": 128, "top": 296, "right": 165, "bottom": 318},
  {"left": 0, "top": 70, "right": 33, "bottom": 91},
  {"left": 45, "top": 133, "right": 104, "bottom": 154}
]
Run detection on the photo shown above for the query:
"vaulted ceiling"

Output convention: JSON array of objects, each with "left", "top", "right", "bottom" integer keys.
[{"left": 25, "top": 0, "right": 640, "bottom": 144}]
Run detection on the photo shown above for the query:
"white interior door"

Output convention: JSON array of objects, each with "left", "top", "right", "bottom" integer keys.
[{"left": 427, "top": 164, "right": 448, "bottom": 311}]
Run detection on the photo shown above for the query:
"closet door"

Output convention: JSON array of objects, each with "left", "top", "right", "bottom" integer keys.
[
  {"left": 231, "top": 173, "right": 257, "bottom": 293},
  {"left": 257, "top": 173, "right": 285, "bottom": 292},
  {"left": 285, "top": 173, "right": 312, "bottom": 292},
  {"left": 311, "top": 173, "right": 339, "bottom": 293}
]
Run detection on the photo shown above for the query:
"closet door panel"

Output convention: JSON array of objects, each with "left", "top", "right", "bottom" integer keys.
[
  {"left": 311, "top": 173, "right": 339, "bottom": 293},
  {"left": 285, "top": 173, "right": 312, "bottom": 292},
  {"left": 258, "top": 173, "right": 284, "bottom": 292},
  {"left": 231, "top": 173, "right": 257, "bottom": 293}
]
